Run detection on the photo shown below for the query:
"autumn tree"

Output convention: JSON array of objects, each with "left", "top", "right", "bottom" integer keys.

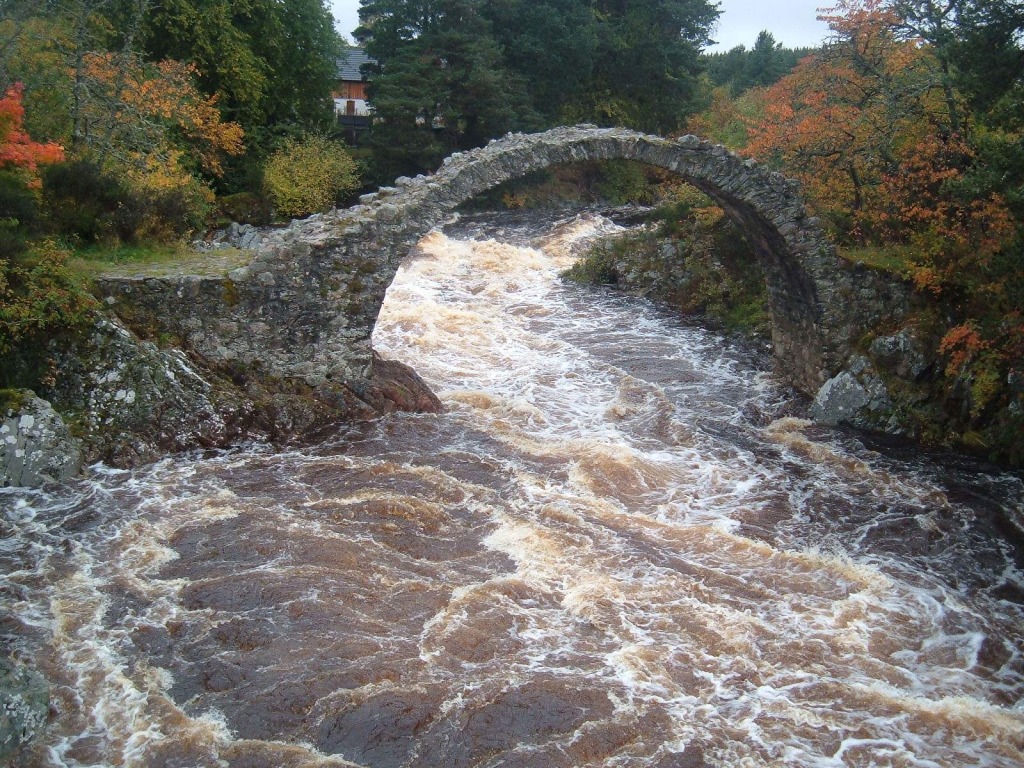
[
  {"left": 0, "top": 84, "right": 91, "bottom": 380},
  {"left": 745, "top": 0, "right": 948, "bottom": 235},
  {"left": 743, "top": 0, "right": 1023, "bottom": 451},
  {"left": 0, "top": 83, "right": 63, "bottom": 182},
  {"left": 0, "top": 82, "right": 63, "bottom": 255},
  {"left": 75, "top": 52, "right": 243, "bottom": 177}
]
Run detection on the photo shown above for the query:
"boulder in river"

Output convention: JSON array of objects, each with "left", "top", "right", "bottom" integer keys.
[{"left": 0, "top": 656, "right": 49, "bottom": 762}]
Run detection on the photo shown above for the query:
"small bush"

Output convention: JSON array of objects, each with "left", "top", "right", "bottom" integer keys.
[
  {"left": 263, "top": 136, "right": 361, "bottom": 219},
  {"left": 562, "top": 246, "right": 621, "bottom": 286},
  {"left": 0, "top": 239, "right": 96, "bottom": 389},
  {"left": 124, "top": 181, "right": 212, "bottom": 242},
  {"left": 41, "top": 158, "right": 211, "bottom": 244},
  {"left": 41, "top": 159, "right": 127, "bottom": 243},
  {"left": 217, "top": 192, "right": 273, "bottom": 226}
]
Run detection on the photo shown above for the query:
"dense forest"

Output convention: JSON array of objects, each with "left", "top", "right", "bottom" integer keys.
[
  {"left": 354, "top": 0, "right": 718, "bottom": 177},
  {"left": 1, "top": 0, "right": 1022, "bottom": 460}
]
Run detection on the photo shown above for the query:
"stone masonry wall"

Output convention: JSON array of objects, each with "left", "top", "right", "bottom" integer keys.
[{"left": 97, "top": 126, "right": 870, "bottom": 399}]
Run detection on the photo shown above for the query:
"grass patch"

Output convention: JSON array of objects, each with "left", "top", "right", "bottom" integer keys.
[
  {"left": 71, "top": 240, "right": 192, "bottom": 265},
  {"left": 0, "top": 388, "right": 31, "bottom": 413},
  {"left": 839, "top": 245, "right": 915, "bottom": 276},
  {"left": 68, "top": 242, "right": 252, "bottom": 280}
]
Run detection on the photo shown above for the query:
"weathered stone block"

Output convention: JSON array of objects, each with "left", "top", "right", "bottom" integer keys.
[{"left": 1, "top": 393, "right": 82, "bottom": 487}]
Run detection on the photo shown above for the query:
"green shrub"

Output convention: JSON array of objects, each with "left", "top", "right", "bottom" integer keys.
[
  {"left": 262, "top": 136, "right": 361, "bottom": 218},
  {"left": 121, "top": 180, "right": 212, "bottom": 242},
  {"left": 41, "top": 160, "right": 127, "bottom": 244},
  {"left": 0, "top": 240, "right": 96, "bottom": 389},
  {"left": 561, "top": 243, "right": 620, "bottom": 285},
  {"left": 596, "top": 159, "right": 657, "bottom": 205},
  {"left": 0, "top": 171, "right": 40, "bottom": 259},
  {"left": 217, "top": 191, "right": 273, "bottom": 225},
  {"left": 41, "top": 159, "right": 212, "bottom": 244}
]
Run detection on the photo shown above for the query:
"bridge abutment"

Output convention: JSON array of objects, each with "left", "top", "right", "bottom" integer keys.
[{"left": 98, "top": 126, "right": 866, "bottom": 412}]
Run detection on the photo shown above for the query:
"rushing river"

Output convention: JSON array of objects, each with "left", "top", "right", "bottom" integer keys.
[{"left": 3, "top": 211, "right": 1024, "bottom": 768}]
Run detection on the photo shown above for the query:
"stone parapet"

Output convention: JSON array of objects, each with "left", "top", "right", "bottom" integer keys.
[{"left": 98, "top": 126, "right": 864, "bottom": 404}]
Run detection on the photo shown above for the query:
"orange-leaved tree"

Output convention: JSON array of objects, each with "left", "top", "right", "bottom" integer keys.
[
  {"left": 0, "top": 83, "right": 63, "bottom": 186},
  {"left": 745, "top": 0, "right": 946, "bottom": 240},
  {"left": 868, "top": 134, "right": 1015, "bottom": 294},
  {"left": 78, "top": 52, "right": 244, "bottom": 181},
  {"left": 0, "top": 85, "right": 92, "bottom": 384},
  {"left": 59, "top": 51, "right": 246, "bottom": 240},
  {"left": 744, "top": 0, "right": 1023, "bottom": 444}
]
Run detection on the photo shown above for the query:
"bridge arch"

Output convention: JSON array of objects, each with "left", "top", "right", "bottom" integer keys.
[
  {"left": 319, "top": 125, "right": 850, "bottom": 394},
  {"left": 103, "top": 126, "right": 860, "bottom": 410}
]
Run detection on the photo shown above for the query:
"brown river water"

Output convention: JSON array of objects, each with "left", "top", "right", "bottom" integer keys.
[{"left": 3, "top": 211, "right": 1024, "bottom": 767}]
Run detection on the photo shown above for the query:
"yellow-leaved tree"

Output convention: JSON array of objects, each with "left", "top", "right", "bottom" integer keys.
[{"left": 262, "top": 136, "right": 360, "bottom": 219}]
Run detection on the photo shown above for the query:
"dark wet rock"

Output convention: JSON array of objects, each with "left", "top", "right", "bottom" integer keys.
[
  {"left": 0, "top": 656, "right": 49, "bottom": 762},
  {"left": 869, "top": 327, "right": 934, "bottom": 381},
  {"left": 1, "top": 392, "right": 82, "bottom": 487},
  {"left": 810, "top": 356, "right": 895, "bottom": 431},
  {"left": 28, "top": 314, "right": 414, "bottom": 471},
  {"left": 653, "top": 743, "right": 708, "bottom": 768},
  {"left": 414, "top": 680, "right": 613, "bottom": 768},
  {"left": 363, "top": 353, "right": 444, "bottom": 414},
  {"left": 317, "top": 687, "right": 445, "bottom": 768}
]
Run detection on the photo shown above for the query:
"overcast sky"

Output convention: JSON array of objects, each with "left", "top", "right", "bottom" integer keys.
[{"left": 329, "top": 0, "right": 832, "bottom": 52}]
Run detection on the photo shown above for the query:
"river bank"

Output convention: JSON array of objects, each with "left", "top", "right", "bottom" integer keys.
[
  {"left": 563, "top": 199, "right": 1024, "bottom": 467},
  {"left": 2, "top": 210, "right": 1022, "bottom": 766}
]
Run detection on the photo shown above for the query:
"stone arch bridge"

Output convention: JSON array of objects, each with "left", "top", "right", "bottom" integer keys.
[{"left": 100, "top": 126, "right": 883, "bottom": 415}]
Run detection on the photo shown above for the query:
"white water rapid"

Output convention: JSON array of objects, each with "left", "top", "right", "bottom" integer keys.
[{"left": 2, "top": 210, "right": 1023, "bottom": 767}]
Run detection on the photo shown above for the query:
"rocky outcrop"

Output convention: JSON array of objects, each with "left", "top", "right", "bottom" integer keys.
[
  {"left": 1, "top": 308, "right": 443, "bottom": 485},
  {"left": 365, "top": 353, "right": 444, "bottom": 414},
  {"left": 810, "top": 356, "right": 898, "bottom": 432},
  {"left": 0, "top": 657, "right": 49, "bottom": 762},
  {"left": 45, "top": 318, "right": 240, "bottom": 466},
  {"left": 1, "top": 393, "right": 82, "bottom": 487},
  {"left": 193, "top": 221, "right": 264, "bottom": 252},
  {"left": 96, "top": 125, "right": 873, "bottom": 399},
  {"left": 869, "top": 327, "right": 933, "bottom": 382},
  {"left": 39, "top": 316, "right": 441, "bottom": 471}
]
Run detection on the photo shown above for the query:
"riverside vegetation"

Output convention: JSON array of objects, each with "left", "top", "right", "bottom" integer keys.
[{"left": 564, "top": 0, "right": 1024, "bottom": 465}]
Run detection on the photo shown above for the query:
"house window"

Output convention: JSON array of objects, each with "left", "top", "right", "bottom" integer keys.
[{"left": 346, "top": 100, "right": 356, "bottom": 116}]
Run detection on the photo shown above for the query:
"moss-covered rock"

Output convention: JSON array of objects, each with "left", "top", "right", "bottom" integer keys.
[
  {"left": 1, "top": 391, "right": 82, "bottom": 487},
  {"left": 0, "top": 656, "right": 49, "bottom": 762}
]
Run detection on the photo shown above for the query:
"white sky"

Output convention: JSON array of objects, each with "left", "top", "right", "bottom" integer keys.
[{"left": 329, "top": 0, "right": 831, "bottom": 52}]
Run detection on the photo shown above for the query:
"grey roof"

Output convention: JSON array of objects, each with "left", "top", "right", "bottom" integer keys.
[{"left": 337, "top": 48, "right": 374, "bottom": 81}]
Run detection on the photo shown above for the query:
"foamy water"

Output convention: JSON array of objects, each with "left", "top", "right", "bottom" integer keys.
[{"left": 2, "top": 211, "right": 1023, "bottom": 767}]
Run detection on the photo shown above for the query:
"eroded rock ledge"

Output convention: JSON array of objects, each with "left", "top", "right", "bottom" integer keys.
[{"left": 2, "top": 316, "right": 440, "bottom": 488}]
